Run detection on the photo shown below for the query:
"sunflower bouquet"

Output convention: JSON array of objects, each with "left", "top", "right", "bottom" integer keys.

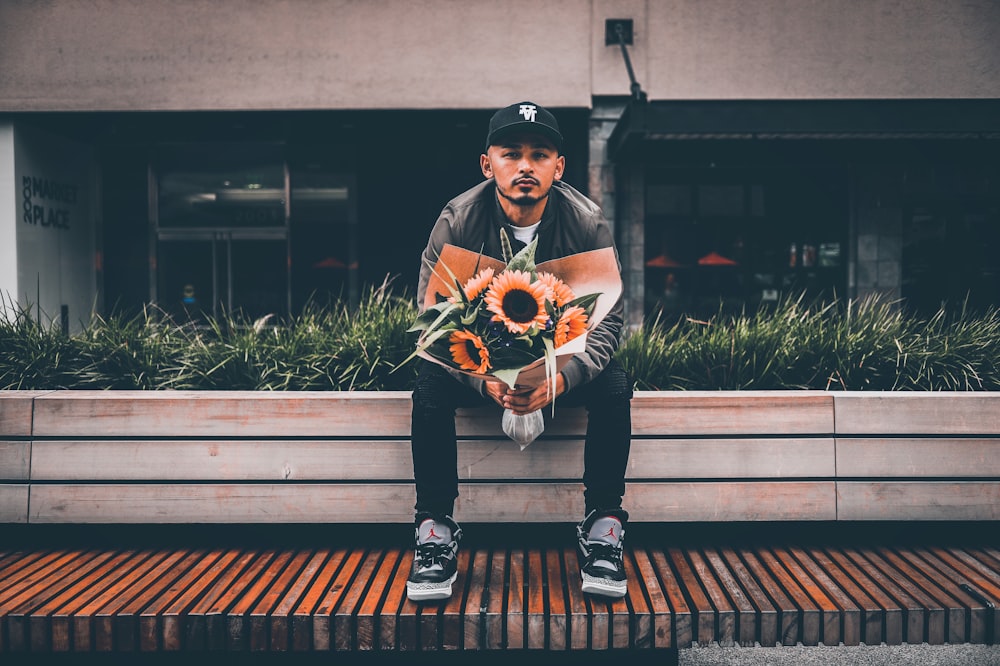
[{"left": 402, "top": 231, "right": 621, "bottom": 447}]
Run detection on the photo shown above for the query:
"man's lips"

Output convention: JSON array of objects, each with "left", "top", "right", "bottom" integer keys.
[{"left": 514, "top": 178, "right": 539, "bottom": 187}]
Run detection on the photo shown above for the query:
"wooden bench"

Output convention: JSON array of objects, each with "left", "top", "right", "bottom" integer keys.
[
  {"left": 1, "top": 526, "right": 998, "bottom": 653},
  {"left": 3, "top": 390, "right": 1000, "bottom": 523},
  {"left": 2, "top": 390, "right": 999, "bottom": 656}
]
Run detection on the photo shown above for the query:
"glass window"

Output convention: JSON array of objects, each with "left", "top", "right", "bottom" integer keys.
[
  {"left": 289, "top": 168, "right": 356, "bottom": 310},
  {"left": 644, "top": 166, "right": 848, "bottom": 319},
  {"left": 157, "top": 145, "right": 285, "bottom": 229}
]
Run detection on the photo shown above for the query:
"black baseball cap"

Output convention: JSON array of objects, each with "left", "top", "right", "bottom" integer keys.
[{"left": 485, "top": 101, "right": 563, "bottom": 152}]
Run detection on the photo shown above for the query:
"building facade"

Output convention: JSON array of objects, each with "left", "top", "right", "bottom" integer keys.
[{"left": 1, "top": 0, "right": 998, "bottom": 331}]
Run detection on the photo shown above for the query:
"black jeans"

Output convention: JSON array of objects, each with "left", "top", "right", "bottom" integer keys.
[{"left": 410, "top": 359, "right": 633, "bottom": 519}]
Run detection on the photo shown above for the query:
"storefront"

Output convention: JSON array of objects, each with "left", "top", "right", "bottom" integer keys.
[
  {"left": 608, "top": 99, "right": 1000, "bottom": 327},
  {"left": 10, "top": 109, "right": 589, "bottom": 323},
  {"left": 2, "top": 1, "right": 998, "bottom": 331}
]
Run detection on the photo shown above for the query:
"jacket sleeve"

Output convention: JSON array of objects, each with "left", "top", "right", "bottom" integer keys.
[
  {"left": 417, "top": 205, "right": 457, "bottom": 315},
  {"left": 558, "top": 212, "right": 625, "bottom": 392}
]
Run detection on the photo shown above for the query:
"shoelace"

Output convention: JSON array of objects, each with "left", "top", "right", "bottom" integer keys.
[
  {"left": 584, "top": 542, "right": 623, "bottom": 570},
  {"left": 415, "top": 541, "right": 454, "bottom": 569}
]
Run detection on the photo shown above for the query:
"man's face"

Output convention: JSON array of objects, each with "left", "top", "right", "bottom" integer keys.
[{"left": 481, "top": 133, "right": 565, "bottom": 208}]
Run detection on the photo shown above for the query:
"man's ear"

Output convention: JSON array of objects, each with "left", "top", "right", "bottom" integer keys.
[
  {"left": 554, "top": 155, "right": 566, "bottom": 181},
  {"left": 480, "top": 153, "right": 494, "bottom": 180}
]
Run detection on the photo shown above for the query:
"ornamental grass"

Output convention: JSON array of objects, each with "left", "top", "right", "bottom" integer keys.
[
  {"left": 617, "top": 293, "right": 1000, "bottom": 391},
  {"left": 2, "top": 288, "right": 999, "bottom": 391}
]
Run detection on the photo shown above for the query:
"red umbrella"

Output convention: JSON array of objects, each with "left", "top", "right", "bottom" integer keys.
[
  {"left": 697, "top": 251, "right": 738, "bottom": 266},
  {"left": 645, "top": 253, "right": 683, "bottom": 268}
]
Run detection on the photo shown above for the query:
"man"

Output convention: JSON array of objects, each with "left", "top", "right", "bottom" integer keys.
[{"left": 406, "top": 101, "right": 633, "bottom": 602}]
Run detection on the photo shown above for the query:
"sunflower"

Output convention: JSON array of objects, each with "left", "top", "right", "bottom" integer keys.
[
  {"left": 554, "top": 306, "right": 589, "bottom": 347},
  {"left": 484, "top": 270, "right": 549, "bottom": 334},
  {"left": 537, "top": 271, "right": 576, "bottom": 307},
  {"left": 448, "top": 267, "right": 495, "bottom": 303},
  {"left": 449, "top": 329, "right": 490, "bottom": 373}
]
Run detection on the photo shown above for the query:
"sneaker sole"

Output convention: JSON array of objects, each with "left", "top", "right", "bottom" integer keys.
[
  {"left": 406, "top": 573, "right": 457, "bottom": 601},
  {"left": 581, "top": 572, "right": 627, "bottom": 598}
]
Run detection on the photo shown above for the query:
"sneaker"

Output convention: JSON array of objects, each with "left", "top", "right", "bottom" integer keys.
[
  {"left": 406, "top": 513, "right": 462, "bottom": 601},
  {"left": 576, "top": 509, "right": 628, "bottom": 598}
]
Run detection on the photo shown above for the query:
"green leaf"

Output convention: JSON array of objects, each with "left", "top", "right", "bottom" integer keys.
[
  {"left": 567, "top": 292, "right": 601, "bottom": 315},
  {"left": 492, "top": 366, "right": 521, "bottom": 388},
  {"left": 500, "top": 227, "right": 514, "bottom": 264},
  {"left": 407, "top": 302, "right": 454, "bottom": 332},
  {"left": 506, "top": 237, "right": 538, "bottom": 273}
]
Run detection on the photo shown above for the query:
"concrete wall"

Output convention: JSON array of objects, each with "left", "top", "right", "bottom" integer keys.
[
  {"left": 1, "top": 0, "right": 998, "bottom": 112},
  {"left": 12, "top": 125, "right": 99, "bottom": 332},
  {"left": 641, "top": 0, "right": 1000, "bottom": 100},
  {"left": 0, "top": 126, "right": 16, "bottom": 312},
  {"left": 0, "top": 0, "right": 593, "bottom": 111}
]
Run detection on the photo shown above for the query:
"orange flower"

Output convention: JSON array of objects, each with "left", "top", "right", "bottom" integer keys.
[
  {"left": 537, "top": 271, "right": 575, "bottom": 307},
  {"left": 484, "top": 270, "right": 549, "bottom": 334},
  {"left": 448, "top": 267, "right": 495, "bottom": 303},
  {"left": 449, "top": 329, "right": 490, "bottom": 373},
  {"left": 554, "top": 306, "right": 588, "bottom": 347}
]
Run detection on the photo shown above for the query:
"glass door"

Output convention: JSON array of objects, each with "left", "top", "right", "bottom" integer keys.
[{"left": 152, "top": 144, "right": 290, "bottom": 321}]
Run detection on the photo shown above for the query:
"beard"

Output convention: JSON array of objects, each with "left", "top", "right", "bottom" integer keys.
[{"left": 496, "top": 181, "right": 551, "bottom": 208}]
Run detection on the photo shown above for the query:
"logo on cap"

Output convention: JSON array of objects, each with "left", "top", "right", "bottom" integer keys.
[{"left": 519, "top": 104, "right": 538, "bottom": 122}]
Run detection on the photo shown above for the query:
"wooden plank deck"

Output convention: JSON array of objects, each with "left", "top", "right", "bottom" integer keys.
[{"left": 1, "top": 527, "right": 997, "bottom": 653}]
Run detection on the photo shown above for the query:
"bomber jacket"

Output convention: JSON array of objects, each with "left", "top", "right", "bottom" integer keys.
[{"left": 417, "top": 178, "right": 624, "bottom": 395}]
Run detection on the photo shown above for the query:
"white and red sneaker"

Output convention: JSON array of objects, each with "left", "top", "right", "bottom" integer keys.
[
  {"left": 406, "top": 513, "right": 462, "bottom": 601},
  {"left": 576, "top": 510, "right": 628, "bottom": 598}
]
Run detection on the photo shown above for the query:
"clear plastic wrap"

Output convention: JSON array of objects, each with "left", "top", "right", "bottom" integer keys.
[{"left": 502, "top": 408, "right": 545, "bottom": 450}]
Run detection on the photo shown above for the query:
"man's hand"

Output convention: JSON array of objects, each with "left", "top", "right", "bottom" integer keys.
[{"left": 484, "top": 373, "right": 567, "bottom": 415}]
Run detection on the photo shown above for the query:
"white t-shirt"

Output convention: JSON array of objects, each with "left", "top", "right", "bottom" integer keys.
[{"left": 511, "top": 220, "right": 541, "bottom": 244}]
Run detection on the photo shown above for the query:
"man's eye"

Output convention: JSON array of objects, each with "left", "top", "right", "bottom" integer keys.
[
  {"left": 534, "top": 152, "right": 548, "bottom": 159},
  {"left": 504, "top": 152, "right": 519, "bottom": 159}
]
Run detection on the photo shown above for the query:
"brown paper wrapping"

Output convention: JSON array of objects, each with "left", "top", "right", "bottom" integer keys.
[{"left": 419, "top": 243, "right": 622, "bottom": 388}]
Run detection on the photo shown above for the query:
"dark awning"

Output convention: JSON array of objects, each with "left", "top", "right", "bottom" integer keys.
[{"left": 609, "top": 99, "right": 1000, "bottom": 160}]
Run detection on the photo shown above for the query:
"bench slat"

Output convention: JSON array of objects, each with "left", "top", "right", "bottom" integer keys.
[
  {"left": 0, "top": 486, "right": 28, "bottom": 524},
  {"left": 838, "top": 482, "right": 1000, "bottom": 521},
  {"left": 0, "top": 391, "right": 46, "bottom": 437},
  {"left": 27, "top": 481, "right": 839, "bottom": 523},
  {"left": 632, "top": 392, "right": 834, "bottom": 436},
  {"left": 544, "top": 549, "right": 568, "bottom": 649},
  {"left": 454, "top": 548, "right": 483, "bottom": 650},
  {"left": 0, "top": 442, "right": 29, "bottom": 481},
  {"left": 30, "top": 437, "right": 836, "bottom": 482},
  {"left": 834, "top": 393, "right": 1000, "bottom": 435},
  {"left": 440, "top": 547, "right": 470, "bottom": 650},
  {"left": 28, "top": 391, "right": 840, "bottom": 438},
  {"left": 837, "top": 438, "right": 1000, "bottom": 478}
]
